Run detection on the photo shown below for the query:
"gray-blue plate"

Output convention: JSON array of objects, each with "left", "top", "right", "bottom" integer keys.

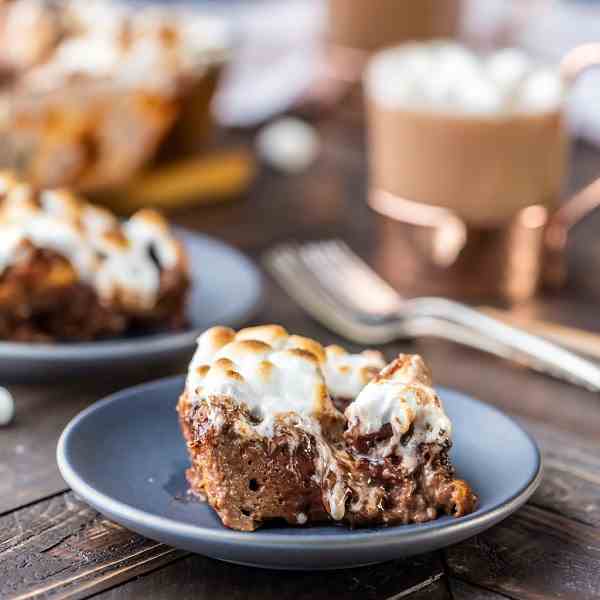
[
  {"left": 0, "top": 232, "right": 263, "bottom": 382},
  {"left": 57, "top": 377, "right": 542, "bottom": 570}
]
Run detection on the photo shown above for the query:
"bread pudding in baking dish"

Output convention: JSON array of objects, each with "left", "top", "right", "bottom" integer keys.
[
  {"left": 0, "top": 171, "right": 188, "bottom": 341},
  {"left": 0, "top": 0, "right": 229, "bottom": 189},
  {"left": 177, "top": 325, "right": 477, "bottom": 531}
]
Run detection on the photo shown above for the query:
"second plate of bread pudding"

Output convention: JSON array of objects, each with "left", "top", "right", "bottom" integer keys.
[
  {"left": 0, "top": 173, "right": 263, "bottom": 381},
  {"left": 0, "top": 172, "right": 189, "bottom": 342},
  {"left": 0, "top": 0, "right": 230, "bottom": 190}
]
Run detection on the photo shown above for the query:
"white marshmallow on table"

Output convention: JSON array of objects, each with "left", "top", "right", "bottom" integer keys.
[
  {"left": 365, "top": 40, "right": 565, "bottom": 116},
  {"left": 256, "top": 117, "right": 319, "bottom": 174},
  {"left": 0, "top": 388, "right": 15, "bottom": 426}
]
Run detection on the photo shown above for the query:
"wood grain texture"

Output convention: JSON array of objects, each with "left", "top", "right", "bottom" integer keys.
[
  {"left": 0, "top": 384, "right": 91, "bottom": 515},
  {"left": 524, "top": 419, "right": 600, "bottom": 527},
  {"left": 448, "top": 579, "right": 511, "bottom": 599},
  {"left": 443, "top": 419, "right": 600, "bottom": 599},
  {"left": 445, "top": 504, "right": 600, "bottom": 600},
  {"left": 0, "top": 368, "right": 181, "bottom": 516},
  {"left": 0, "top": 492, "right": 186, "bottom": 600},
  {"left": 93, "top": 552, "right": 450, "bottom": 600}
]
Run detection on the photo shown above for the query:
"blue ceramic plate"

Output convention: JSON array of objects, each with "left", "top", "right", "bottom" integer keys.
[
  {"left": 57, "top": 377, "right": 542, "bottom": 570},
  {"left": 0, "top": 232, "right": 263, "bottom": 382}
]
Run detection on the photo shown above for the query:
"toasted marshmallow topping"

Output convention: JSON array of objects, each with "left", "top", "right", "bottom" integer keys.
[
  {"left": 324, "top": 345, "right": 386, "bottom": 400},
  {"left": 345, "top": 355, "right": 452, "bottom": 468},
  {"left": 0, "top": 172, "right": 183, "bottom": 310},
  {"left": 187, "top": 331, "right": 334, "bottom": 437},
  {"left": 186, "top": 326, "right": 386, "bottom": 412},
  {"left": 22, "top": 0, "right": 230, "bottom": 94},
  {"left": 2, "top": 0, "right": 59, "bottom": 69},
  {"left": 366, "top": 41, "right": 564, "bottom": 116}
]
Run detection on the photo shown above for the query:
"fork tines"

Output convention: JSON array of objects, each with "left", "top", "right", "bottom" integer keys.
[{"left": 268, "top": 240, "right": 403, "bottom": 317}]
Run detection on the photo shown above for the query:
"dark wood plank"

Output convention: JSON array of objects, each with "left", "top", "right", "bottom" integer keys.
[
  {"left": 0, "top": 492, "right": 186, "bottom": 600},
  {"left": 0, "top": 367, "right": 181, "bottom": 516},
  {"left": 442, "top": 415, "right": 600, "bottom": 600},
  {"left": 93, "top": 553, "right": 449, "bottom": 600},
  {"left": 448, "top": 578, "right": 511, "bottom": 599},
  {"left": 0, "top": 489, "right": 449, "bottom": 600},
  {"left": 442, "top": 417, "right": 600, "bottom": 598},
  {"left": 524, "top": 419, "right": 600, "bottom": 527},
  {"left": 445, "top": 504, "right": 600, "bottom": 600},
  {"left": 0, "top": 384, "right": 94, "bottom": 515}
]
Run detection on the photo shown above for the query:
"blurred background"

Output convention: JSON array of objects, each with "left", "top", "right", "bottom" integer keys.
[{"left": 2, "top": 0, "right": 600, "bottom": 308}]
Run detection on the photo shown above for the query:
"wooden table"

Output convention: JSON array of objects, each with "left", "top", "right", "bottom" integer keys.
[{"left": 2, "top": 108, "right": 600, "bottom": 599}]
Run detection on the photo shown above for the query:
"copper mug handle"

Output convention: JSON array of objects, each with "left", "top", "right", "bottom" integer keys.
[{"left": 544, "top": 43, "right": 600, "bottom": 286}]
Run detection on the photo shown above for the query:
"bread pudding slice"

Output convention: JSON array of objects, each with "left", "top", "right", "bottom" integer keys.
[
  {"left": 0, "top": 171, "right": 188, "bottom": 341},
  {"left": 177, "top": 325, "right": 477, "bottom": 531}
]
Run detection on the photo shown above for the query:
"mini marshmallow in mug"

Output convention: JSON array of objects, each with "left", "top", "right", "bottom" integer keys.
[{"left": 366, "top": 42, "right": 565, "bottom": 116}]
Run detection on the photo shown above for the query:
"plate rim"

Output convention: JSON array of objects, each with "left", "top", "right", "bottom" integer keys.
[
  {"left": 57, "top": 375, "right": 543, "bottom": 549},
  {"left": 0, "top": 231, "right": 264, "bottom": 361}
]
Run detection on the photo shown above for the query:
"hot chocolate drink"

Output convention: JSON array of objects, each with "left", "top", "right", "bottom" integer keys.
[
  {"left": 327, "top": 0, "right": 461, "bottom": 53},
  {"left": 365, "top": 42, "right": 567, "bottom": 227}
]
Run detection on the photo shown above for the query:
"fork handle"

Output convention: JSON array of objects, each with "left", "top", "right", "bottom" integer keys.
[
  {"left": 406, "top": 298, "right": 600, "bottom": 392},
  {"left": 480, "top": 307, "right": 600, "bottom": 361}
]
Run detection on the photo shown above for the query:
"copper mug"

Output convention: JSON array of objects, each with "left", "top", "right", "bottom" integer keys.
[
  {"left": 328, "top": 0, "right": 461, "bottom": 53},
  {"left": 366, "top": 43, "right": 600, "bottom": 302},
  {"left": 325, "top": 0, "right": 461, "bottom": 84}
]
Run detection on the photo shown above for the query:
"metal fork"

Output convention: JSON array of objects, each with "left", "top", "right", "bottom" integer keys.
[{"left": 263, "top": 240, "right": 600, "bottom": 392}]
